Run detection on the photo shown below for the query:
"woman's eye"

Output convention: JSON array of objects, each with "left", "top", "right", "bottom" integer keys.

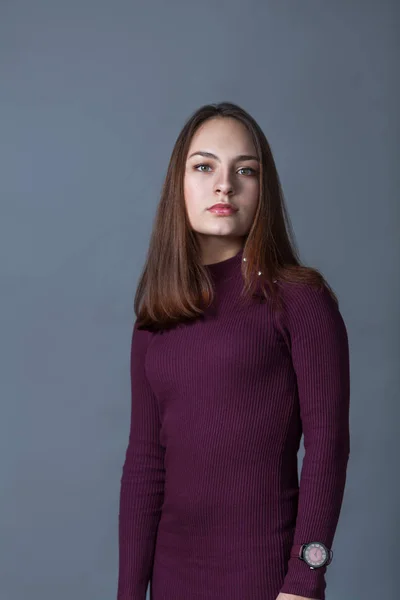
[
  {"left": 194, "top": 163, "right": 212, "bottom": 172},
  {"left": 238, "top": 167, "right": 256, "bottom": 175}
]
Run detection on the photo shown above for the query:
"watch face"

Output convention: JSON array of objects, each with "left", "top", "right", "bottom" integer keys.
[{"left": 303, "top": 542, "right": 328, "bottom": 567}]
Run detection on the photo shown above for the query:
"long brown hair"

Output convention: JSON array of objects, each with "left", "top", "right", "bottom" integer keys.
[{"left": 134, "top": 101, "right": 337, "bottom": 330}]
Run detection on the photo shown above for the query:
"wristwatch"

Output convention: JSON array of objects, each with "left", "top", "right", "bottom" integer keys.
[{"left": 290, "top": 542, "right": 333, "bottom": 569}]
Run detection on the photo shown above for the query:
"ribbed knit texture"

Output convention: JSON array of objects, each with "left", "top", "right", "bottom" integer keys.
[{"left": 117, "top": 247, "right": 350, "bottom": 600}]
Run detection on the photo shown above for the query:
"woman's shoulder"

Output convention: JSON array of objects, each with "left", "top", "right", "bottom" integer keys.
[
  {"left": 274, "top": 277, "right": 346, "bottom": 335},
  {"left": 277, "top": 278, "right": 337, "bottom": 308}
]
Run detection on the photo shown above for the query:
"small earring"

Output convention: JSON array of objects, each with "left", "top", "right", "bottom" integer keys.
[
  {"left": 243, "top": 257, "right": 262, "bottom": 275},
  {"left": 243, "top": 256, "right": 277, "bottom": 281}
]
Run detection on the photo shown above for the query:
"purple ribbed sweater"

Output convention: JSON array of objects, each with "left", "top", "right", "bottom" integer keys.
[{"left": 117, "top": 247, "right": 350, "bottom": 600}]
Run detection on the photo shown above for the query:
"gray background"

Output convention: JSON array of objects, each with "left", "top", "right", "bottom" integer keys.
[{"left": 1, "top": 1, "right": 398, "bottom": 599}]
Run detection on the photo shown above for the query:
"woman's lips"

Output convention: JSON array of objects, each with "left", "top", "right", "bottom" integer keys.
[{"left": 208, "top": 205, "right": 238, "bottom": 215}]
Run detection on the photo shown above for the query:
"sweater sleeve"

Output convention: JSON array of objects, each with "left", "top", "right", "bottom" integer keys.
[
  {"left": 117, "top": 320, "right": 166, "bottom": 600},
  {"left": 277, "top": 281, "right": 350, "bottom": 600}
]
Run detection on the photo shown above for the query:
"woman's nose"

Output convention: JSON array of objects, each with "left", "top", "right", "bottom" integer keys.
[
  {"left": 214, "top": 172, "right": 235, "bottom": 195},
  {"left": 215, "top": 183, "right": 233, "bottom": 195}
]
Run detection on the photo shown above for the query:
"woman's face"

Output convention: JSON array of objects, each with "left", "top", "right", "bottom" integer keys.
[{"left": 183, "top": 117, "right": 260, "bottom": 258}]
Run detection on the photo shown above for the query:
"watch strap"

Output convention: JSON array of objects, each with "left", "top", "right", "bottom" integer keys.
[{"left": 290, "top": 544, "right": 304, "bottom": 559}]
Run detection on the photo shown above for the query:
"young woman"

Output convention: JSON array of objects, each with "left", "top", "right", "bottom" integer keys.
[{"left": 117, "top": 102, "right": 350, "bottom": 600}]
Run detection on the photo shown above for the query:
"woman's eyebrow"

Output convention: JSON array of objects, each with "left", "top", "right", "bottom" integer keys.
[{"left": 188, "top": 150, "right": 259, "bottom": 162}]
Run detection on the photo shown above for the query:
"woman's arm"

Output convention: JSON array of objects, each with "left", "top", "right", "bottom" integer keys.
[
  {"left": 276, "top": 281, "right": 351, "bottom": 600},
  {"left": 117, "top": 320, "right": 165, "bottom": 600}
]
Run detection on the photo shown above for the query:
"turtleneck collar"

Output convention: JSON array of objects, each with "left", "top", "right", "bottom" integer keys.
[{"left": 203, "top": 247, "right": 244, "bottom": 281}]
